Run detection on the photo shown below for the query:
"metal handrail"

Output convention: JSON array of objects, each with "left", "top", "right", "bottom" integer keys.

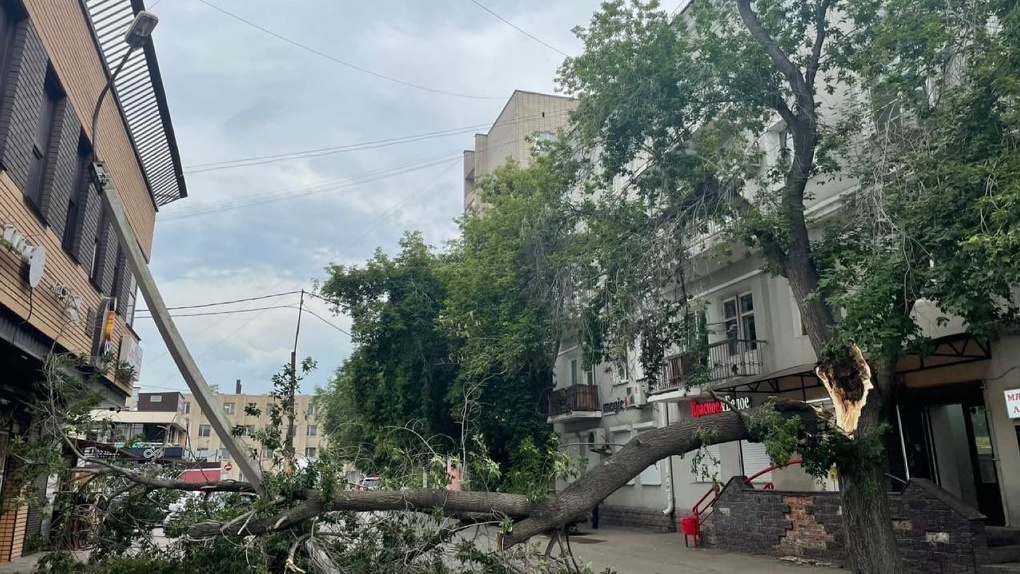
[{"left": 691, "top": 457, "right": 803, "bottom": 528}]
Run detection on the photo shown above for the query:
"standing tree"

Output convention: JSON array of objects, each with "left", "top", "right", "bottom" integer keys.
[{"left": 555, "top": 0, "right": 1020, "bottom": 572}]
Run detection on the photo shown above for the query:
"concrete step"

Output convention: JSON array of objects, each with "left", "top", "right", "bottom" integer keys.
[
  {"left": 990, "top": 545, "right": 1020, "bottom": 564},
  {"left": 988, "top": 527, "right": 1020, "bottom": 548},
  {"left": 980, "top": 564, "right": 1020, "bottom": 574}
]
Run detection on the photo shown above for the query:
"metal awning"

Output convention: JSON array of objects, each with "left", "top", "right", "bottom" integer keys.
[
  {"left": 80, "top": 0, "right": 187, "bottom": 207},
  {"left": 711, "top": 362, "right": 819, "bottom": 394}
]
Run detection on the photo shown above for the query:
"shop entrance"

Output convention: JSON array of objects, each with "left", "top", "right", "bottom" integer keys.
[{"left": 892, "top": 382, "right": 1005, "bottom": 525}]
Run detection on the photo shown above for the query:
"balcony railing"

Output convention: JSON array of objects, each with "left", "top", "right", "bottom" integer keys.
[
  {"left": 653, "top": 339, "right": 766, "bottom": 395},
  {"left": 548, "top": 385, "right": 601, "bottom": 418}
]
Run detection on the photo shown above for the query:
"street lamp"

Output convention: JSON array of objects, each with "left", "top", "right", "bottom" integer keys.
[
  {"left": 86, "top": 9, "right": 266, "bottom": 494},
  {"left": 91, "top": 11, "right": 159, "bottom": 159}
]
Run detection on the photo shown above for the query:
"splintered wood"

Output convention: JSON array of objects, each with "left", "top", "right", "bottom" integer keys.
[{"left": 815, "top": 344, "right": 872, "bottom": 437}]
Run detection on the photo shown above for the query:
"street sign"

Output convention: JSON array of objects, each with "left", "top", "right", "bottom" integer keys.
[{"left": 223, "top": 462, "right": 233, "bottom": 472}]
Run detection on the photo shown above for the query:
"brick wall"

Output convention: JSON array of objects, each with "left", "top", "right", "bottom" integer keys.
[
  {"left": 702, "top": 477, "right": 989, "bottom": 573},
  {"left": 599, "top": 505, "right": 676, "bottom": 532},
  {"left": 23, "top": 0, "right": 156, "bottom": 256}
]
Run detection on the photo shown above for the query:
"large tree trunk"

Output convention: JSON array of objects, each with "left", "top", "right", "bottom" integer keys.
[{"left": 838, "top": 357, "right": 901, "bottom": 573}]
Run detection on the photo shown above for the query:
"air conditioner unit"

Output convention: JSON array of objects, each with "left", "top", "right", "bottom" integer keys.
[
  {"left": 624, "top": 384, "right": 647, "bottom": 408},
  {"left": 588, "top": 428, "right": 609, "bottom": 453}
]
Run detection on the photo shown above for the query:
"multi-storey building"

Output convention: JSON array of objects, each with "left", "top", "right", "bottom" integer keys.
[
  {"left": 462, "top": 90, "right": 577, "bottom": 211},
  {"left": 90, "top": 391, "right": 189, "bottom": 449},
  {"left": 548, "top": 11, "right": 1020, "bottom": 541},
  {"left": 182, "top": 381, "right": 324, "bottom": 482},
  {"left": 0, "top": 0, "right": 186, "bottom": 562}
]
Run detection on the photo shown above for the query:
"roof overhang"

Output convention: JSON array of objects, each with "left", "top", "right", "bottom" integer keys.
[{"left": 80, "top": 0, "right": 187, "bottom": 207}]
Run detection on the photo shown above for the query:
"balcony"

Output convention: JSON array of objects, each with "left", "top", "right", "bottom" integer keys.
[
  {"left": 652, "top": 339, "right": 766, "bottom": 397},
  {"left": 547, "top": 385, "right": 602, "bottom": 423}
]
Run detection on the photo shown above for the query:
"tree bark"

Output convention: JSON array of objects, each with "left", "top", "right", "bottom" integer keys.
[{"left": 838, "top": 357, "right": 901, "bottom": 573}]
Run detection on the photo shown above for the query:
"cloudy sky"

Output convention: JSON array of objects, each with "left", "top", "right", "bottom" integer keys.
[{"left": 132, "top": 0, "right": 647, "bottom": 396}]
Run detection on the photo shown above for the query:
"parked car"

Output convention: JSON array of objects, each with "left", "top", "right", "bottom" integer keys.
[{"left": 355, "top": 476, "right": 381, "bottom": 491}]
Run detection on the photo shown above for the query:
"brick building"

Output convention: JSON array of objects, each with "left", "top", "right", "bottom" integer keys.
[{"left": 0, "top": 0, "right": 186, "bottom": 563}]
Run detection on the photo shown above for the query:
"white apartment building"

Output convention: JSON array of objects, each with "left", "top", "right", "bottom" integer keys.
[{"left": 549, "top": 20, "right": 1020, "bottom": 536}]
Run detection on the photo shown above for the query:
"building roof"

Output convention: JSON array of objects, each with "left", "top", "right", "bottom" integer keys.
[
  {"left": 91, "top": 408, "right": 186, "bottom": 429},
  {"left": 80, "top": 0, "right": 187, "bottom": 207}
]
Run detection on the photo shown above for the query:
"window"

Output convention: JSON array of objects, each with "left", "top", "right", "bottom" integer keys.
[
  {"left": 306, "top": 404, "right": 318, "bottom": 417},
  {"left": 150, "top": 395, "right": 162, "bottom": 403},
  {"left": 0, "top": 6, "right": 20, "bottom": 98},
  {"left": 306, "top": 424, "right": 317, "bottom": 437},
  {"left": 219, "top": 448, "right": 232, "bottom": 460},
  {"left": 246, "top": 402, "right": 258, "bottom": 413},
  {"left": 90, "top": 209, "right": 106, "bottom": 283},
  {"left": 26, "top": 70, "right": 62, "bottom": 211},
  {"left": 723, "top": 293, "right": 757, "bottom": 355},
  {"left": 585, "top": 367, "right": 595, "bottom": 386},
  {"left": 223, "top": 402, "right": 235, "bottom": 415},
  {"left": 198, "top": 424, "right": 211, "bottom": 437},
  {"left": 304, "top": 447, "right": 317, "bottom": 459},
  {"left": 184, "top": 402, "right": 191, "bottom": 414},
  {"left": 570, "top": 359, "right": 578, "bottom": 386},
  {"left": 62, "top": 137, "right": 91, "bottom": 255}
]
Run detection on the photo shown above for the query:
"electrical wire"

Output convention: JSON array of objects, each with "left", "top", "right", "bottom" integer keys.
[
  {"left": 182, "top": 109, "right": 573, "bottom": 174},
  {"left": 467, "top": 0, "right": 570, "bottom": 57},
  {"left": 184, "top": 124, "right": 490, "bottom": 173},
  {"left": 196, "top": 0, "right": 504, "bottom": 101},
  {"left": 137, "top": 290, "right": 302, "bottom": 313},
  {"left": 135, "top": 304, "right": 295, "bottom": 319},
  {"left": 159, "top": 153, "right": 462, "bottom": 221}
]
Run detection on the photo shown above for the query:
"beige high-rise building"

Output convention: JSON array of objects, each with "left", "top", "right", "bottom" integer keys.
[
  {"left": 183, "top": 381, "right": 324, "bottom": 482},
  {"left": 463, "top": 90, "right": 577, "bottom": 210}
]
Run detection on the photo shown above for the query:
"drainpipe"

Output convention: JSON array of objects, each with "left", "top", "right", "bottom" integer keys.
[{"left": 660, "top": 403, "right": 676, "bottom": 518}]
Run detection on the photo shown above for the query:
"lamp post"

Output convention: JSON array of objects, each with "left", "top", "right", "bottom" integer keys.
[{"left": 90, "top": 11, "right": 265, "bottom": 494}]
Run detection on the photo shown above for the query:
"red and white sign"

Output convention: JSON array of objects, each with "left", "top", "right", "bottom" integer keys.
[
  {"left": 1005, "top": 389, "right": 1020, "bottom": 419},
  {"left": 178, "top": 469, "right": 221, "bottom": 484},
  {"left": 223, "top": 462, "right": 233, "bottom": 472},
  {"left": 690, "top": 396, "right": 751, "bottom": 418}
]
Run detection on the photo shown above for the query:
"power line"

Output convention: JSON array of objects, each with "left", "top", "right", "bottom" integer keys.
[
  {"left": 196, "top": 0, "right": 503, "bottom": 101},
  {"left": 184, "top": 125, "right": 488, "bottom": 174},
  {"left": 467, "top": 0, "right": 570, "bottom": 57},
  {"left": 136, "top": 304, "right": 296, "bottom": 319},
  {"left": 159, "top": 153, "right": 462, "bottom": 221},
  {"left": 138, "top": 290, "right": 302, "bottom": 313},
  {"left": 136, "top": 303, "right": 353, "bottom": 337},
  {"left": 183, "top": 109, "right": 574, "bottom": 175}
]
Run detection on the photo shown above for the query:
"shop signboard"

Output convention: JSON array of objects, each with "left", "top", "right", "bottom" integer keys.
[{"left": 1005, "top": 388, "right": 1020, "bottom": 419}]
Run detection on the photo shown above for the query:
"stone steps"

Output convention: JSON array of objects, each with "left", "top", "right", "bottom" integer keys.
[
  {"left": 980, "top": 564, "right": 1020, "bottom": 574},
  {"left": 990, "top": 545, "right": 1020, "bottom": 565}
]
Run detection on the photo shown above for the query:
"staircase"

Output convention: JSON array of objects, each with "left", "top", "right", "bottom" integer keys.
[{"left": 981, "top": 527, "right": 1020, "bottom": 573}]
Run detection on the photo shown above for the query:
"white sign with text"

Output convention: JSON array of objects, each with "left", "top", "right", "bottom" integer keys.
[{"left": 1006, "top": 389, "right": 1020, "bottom": 419}]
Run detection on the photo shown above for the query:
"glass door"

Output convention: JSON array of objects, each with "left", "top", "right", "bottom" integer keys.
[{"left": 965, "top": 404, "right": 1005, "bottom": 526}]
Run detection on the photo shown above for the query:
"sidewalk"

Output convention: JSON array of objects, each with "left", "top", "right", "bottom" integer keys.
[
  {"left": 558, "top": 527, "right": 847, "bottom": 574},
  {"left": 0, "top": 550, "right": 87, "bottom": 574}
]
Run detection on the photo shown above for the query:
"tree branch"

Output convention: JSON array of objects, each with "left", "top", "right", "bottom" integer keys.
[
  {"left": 805, "top": 0, "right": 834, "bottom": 88},
  {"left": 735, "top": 0, "right": 811, "bottom": 110},
  {"left": 182, "top": 399, "right": 824, "bottom": 547}
]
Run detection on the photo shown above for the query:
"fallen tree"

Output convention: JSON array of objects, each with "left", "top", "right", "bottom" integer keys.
[{"left": 173, "top": 399, "right": 823, "bottom": 545}]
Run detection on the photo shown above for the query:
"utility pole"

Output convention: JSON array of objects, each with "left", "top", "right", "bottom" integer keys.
[
  {"left": 284, "top": 290, "right": 304, "bottom": 470},
  {"left": 89, "top": 10, "right": 264, "bottom": 495},
  {"left": 95, "top": 164, "right": 265, "bottom": 495}
]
